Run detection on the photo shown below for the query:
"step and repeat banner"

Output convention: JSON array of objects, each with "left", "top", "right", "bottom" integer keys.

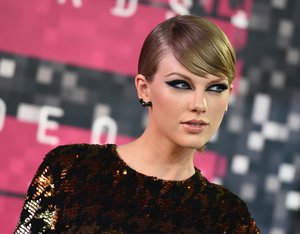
[{"left": 0, "top": 0, "right": 299, "bottom": 233}]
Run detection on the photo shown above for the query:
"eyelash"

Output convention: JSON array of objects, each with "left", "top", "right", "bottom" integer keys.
[
  {"left": 207, "top": 84, "right": 229, "bottom": 93},
  {"left": 165, "top": 80, "right": 191, "bottom": 90},
  {"left": 165, "top": 80, "right": 229, "bottom": 93}
]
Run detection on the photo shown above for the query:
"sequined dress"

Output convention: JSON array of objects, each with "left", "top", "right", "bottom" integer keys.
[{"left": 15, "top": 144, "right": 260, "bottom": 233}]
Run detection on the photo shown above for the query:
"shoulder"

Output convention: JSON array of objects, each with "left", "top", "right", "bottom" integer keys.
[
  {"left": 35, "top": 144, "right": 118, "bottom": 188},
  {"left": 45, "top": 143, "right": 115, "bottom": 161},
  {"left": 195, "top": 172, "right": 246, "bottom": 209},
  {"left": 196, "top": 172, "right": 260, "bottom": 232},
  {"left": 40, "top": 143, "right": 117, "bottom": 173},
  {"left": 47, "top": 143, "right": 114, "bottom": 155},
  {"left": 207, "top": 180, "right": 244, "bottom": 204},
  {"left": 204, "top": 178, "right": 250, "bottom": 216}
]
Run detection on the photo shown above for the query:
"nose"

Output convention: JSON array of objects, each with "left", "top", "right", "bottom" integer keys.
[{"left": 189, "top": 91, "right": 207, "bottom": 113}]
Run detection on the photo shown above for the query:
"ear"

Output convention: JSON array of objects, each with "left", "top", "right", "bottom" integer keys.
[
  {"left": 135, "top": 74, "right": 150, "bottom": 101},
  {"left": 225, "top": 84, "right": 234, "bottom": 112},
  {"left": 228, "top": 84, "right": 233, "bottom": 96}
]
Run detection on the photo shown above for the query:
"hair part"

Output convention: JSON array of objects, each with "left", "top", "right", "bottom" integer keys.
[{"left": 138, "top": 15, "right": 236, "bottom": 84}]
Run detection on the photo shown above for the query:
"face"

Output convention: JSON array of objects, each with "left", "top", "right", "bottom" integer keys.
[{"left": 138, "top": 52, "right": 232, "bottom": 150}]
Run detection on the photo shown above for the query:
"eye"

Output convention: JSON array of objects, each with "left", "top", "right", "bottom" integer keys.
[
  {"left": 207, "top": 83, "right": 229, "bottom": 93},
  {"left": 165, "top": 80, "right": 192, "bottom": 90}
]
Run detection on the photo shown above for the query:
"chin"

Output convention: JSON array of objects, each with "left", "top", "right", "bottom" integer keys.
[
  {"left": 177, "top": 139, "right": 208, "bottom": 150},
  {"left": 171, "top": 131, "right": 212, "bottom": 150}
]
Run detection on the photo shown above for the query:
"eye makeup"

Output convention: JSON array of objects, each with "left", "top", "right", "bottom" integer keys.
[
  {"left": 206, "top": 83, "right": 229, "bottom": 93},
  {"left": 164, "top": 71, "right": 229, "bottom": 93},
  {"left": 165, "top": 80, "right": 192, "bottom": 90}
]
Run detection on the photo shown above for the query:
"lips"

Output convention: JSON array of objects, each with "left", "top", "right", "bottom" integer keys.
[{"left": 181, "top": 119, "right": 209, "bottom": 133}]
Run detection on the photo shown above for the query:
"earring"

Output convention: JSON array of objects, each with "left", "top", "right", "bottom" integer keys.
[{"left": 139, "top": 98, "right": 152, "bottom": 107}]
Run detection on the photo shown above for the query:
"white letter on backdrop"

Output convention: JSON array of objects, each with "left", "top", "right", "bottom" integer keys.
[
  {"left": 0, "top": 98, "right": 6, "bottom": 131},
  {"left": 91, "top": 116, "right": 117, "bottom": 144},
  {"left": 111, "top": 0, "right": 138, "bottom": 17},
  {"left": 57, "top": 0, "right": 83, "bottom": 8},
  {"left": 167, "top": 0, "right": 192, "bottom": 18},
  {"left": 37, "top": 106, "right": 64, "bottom": 145}
]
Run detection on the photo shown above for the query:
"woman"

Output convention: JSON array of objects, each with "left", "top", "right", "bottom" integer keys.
[{"left": 15, "top": 15, "right": 260, "bottom": 233}]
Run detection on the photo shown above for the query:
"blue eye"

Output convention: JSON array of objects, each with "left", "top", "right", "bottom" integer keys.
[
  {"left": 207, "top": 84, "right": 229, "bottom": 93},
  {"left": 165, "top": 80, "right": 192, "bottom": 90}
]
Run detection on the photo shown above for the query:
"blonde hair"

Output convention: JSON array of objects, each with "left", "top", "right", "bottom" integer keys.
[{"left": 138, "top": 15, "right": 236, "bottom": 84}]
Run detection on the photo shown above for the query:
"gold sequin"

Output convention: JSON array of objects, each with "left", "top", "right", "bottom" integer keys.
[{"left": 15, "top": 144, "right": 260, "bottom": 233}]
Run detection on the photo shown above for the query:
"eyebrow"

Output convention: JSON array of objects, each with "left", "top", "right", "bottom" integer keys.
[
  {"left": 165, "top": 72, "right": 196, "bottom": 81},
  {"left": 164, "top": 72, "right": 228, "bottom": 83}
]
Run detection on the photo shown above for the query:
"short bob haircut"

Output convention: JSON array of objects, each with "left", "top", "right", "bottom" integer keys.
[{"left": 138, "top": 15, "right": 236, "bottom": 84}]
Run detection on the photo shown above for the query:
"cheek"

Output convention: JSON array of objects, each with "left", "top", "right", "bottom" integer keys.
[
  {"left": 151, "top": 90, "right": 186, "bottom": 124},
  {"left": 152, "top": 88, "right": 184, "bottom": 108},
  {"left": 208, "top": 96, "right": 228, "bottom": 117}
]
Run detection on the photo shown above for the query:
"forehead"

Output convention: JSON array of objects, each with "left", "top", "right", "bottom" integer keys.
[
  {"left": 156, "top": 52, "right": 228, "bottom": 82},
  {"left": 157, "top": 52, "right": 181, "bottom": 68}
]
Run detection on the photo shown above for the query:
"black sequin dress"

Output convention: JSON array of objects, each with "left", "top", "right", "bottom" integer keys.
[{"left": 15, "top": 144, "right": 260, "bottom": 233}]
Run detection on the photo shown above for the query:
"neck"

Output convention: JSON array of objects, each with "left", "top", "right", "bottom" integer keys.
[{"left": 118, "top": 126, "right": 196, "bottom": 181}]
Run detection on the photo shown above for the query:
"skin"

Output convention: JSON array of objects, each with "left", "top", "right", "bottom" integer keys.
[{"left": 117, "top": 52, "right": 232, "bottom": 181}]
